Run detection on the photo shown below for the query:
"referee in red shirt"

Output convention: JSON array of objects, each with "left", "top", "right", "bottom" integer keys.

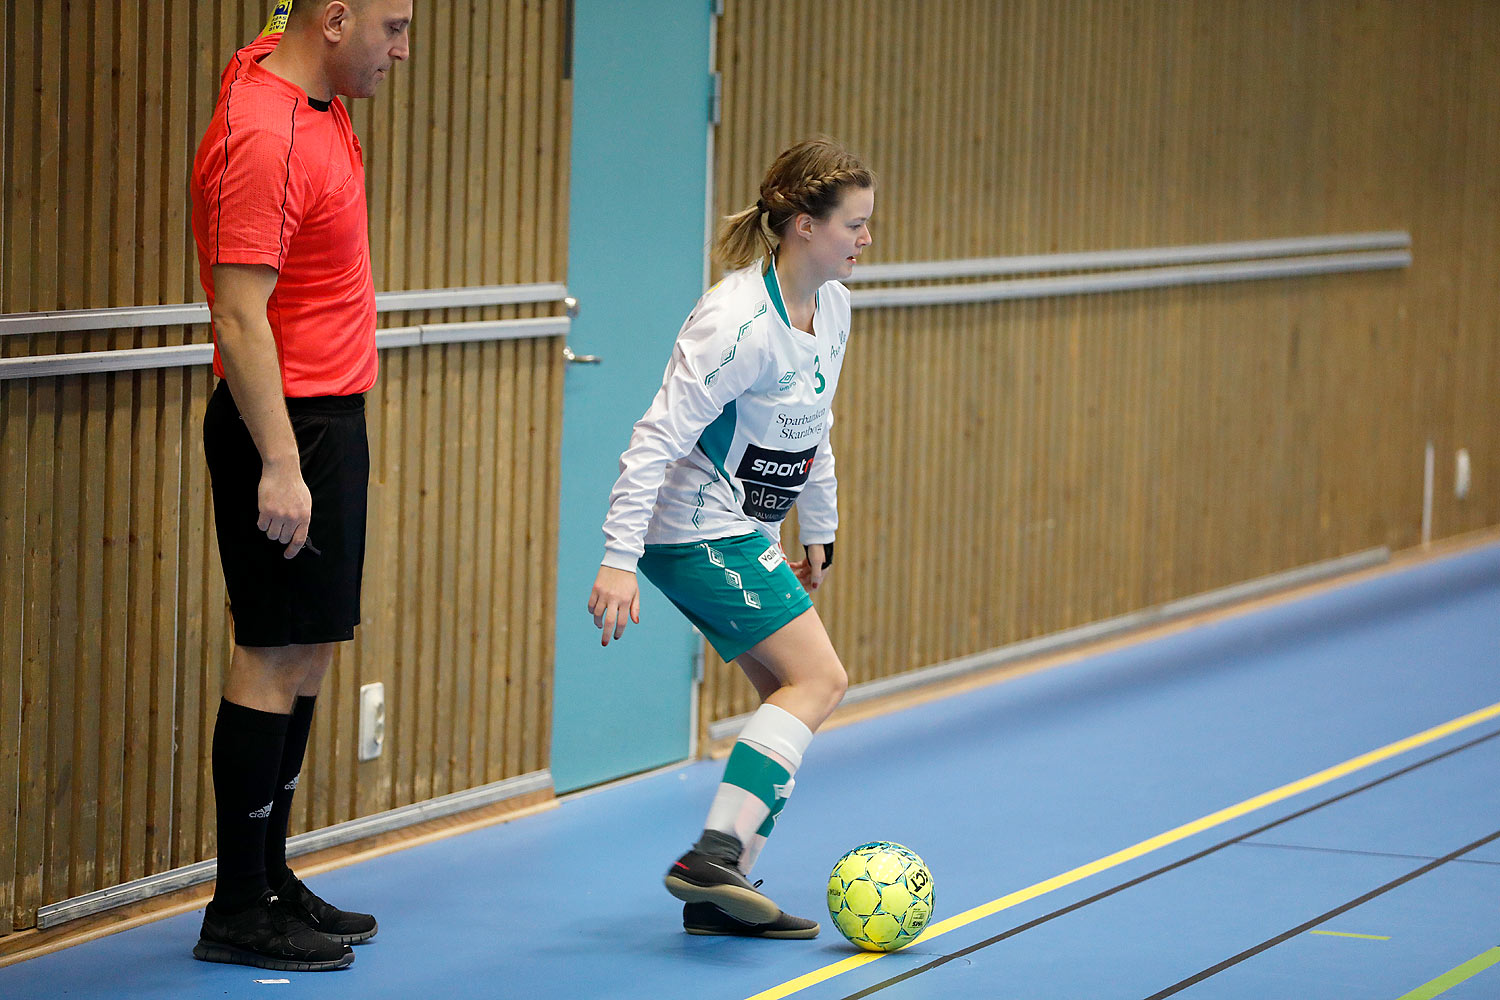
[{"left": 189, "top": 0, "right": 410, "bottom": 971}]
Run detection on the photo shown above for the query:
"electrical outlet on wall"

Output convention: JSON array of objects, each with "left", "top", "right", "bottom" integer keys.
[{"left": 359, "top": 682, "right": 385, "bottom": 761}]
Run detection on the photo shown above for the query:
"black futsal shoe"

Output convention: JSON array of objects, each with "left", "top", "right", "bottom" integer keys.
[
  {"left": 193, "top": 891, "right": 354, "bottom": 971},
  {"left": 683, "top": 901, "right": 820, "bottom": 939},
  {"left": 664, "top": 850, "right": 782, "bottom": 925},
  {"left": 272, "top": 874, "right": 379, "bottom": 945}
]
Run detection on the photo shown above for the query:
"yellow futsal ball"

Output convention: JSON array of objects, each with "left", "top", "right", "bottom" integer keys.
[{"left": 826, "top": 841, "right": 934, "bottom": 952}]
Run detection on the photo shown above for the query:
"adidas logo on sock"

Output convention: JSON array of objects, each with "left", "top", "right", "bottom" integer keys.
[
  {"left": 248, "top": 801, "right": 273, "bottom": 819},
  {"left": 284, "top": 774, "right": 300, "bottom": 791}
]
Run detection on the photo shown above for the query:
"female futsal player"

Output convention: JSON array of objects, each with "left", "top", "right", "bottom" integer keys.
[{"left": 588, "top": 137, "right": 874, "bottom": 938}]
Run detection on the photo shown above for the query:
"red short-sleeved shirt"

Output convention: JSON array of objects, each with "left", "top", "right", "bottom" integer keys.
[{"left": 191, "top": 32, "right": 378, "bottom": 397}]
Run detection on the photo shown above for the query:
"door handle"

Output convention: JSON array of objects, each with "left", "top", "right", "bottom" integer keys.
[{"left": 561, "top": 297, "right": 598, "bottom": 363}]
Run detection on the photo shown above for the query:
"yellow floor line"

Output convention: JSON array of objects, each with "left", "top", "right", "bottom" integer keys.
[
  {"left": 744, "top": 698, "right": 1500, "bottom": 1000},
  {"left": 1310, "top": 930, "right": 1391, "bottom": 940},
  {"left": 1394, "top": 946, "right": 1500, "bottom": 1000}
]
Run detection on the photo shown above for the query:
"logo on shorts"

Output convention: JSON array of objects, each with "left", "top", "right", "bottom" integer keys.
[
  {"left": 724, "top": 568, "right": 742, "bottom": 588},
  {"left": 743, "top": 591, "right": 762, "bottom": 610},
  {"left": 758, "top": 546, "right": 785, "bottom": 572}
]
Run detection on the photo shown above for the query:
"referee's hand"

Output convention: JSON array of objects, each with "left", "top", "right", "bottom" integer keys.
[
  {"left": 589, "top": 565, "right": 640, "bottom": 646},
  {"left": 257, "top": 461, "right": 313, "bottom": 559}
]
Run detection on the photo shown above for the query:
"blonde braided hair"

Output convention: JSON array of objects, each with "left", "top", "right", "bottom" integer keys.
[{"left": 714, "top": 137, "right": 876, "bottom": 272}]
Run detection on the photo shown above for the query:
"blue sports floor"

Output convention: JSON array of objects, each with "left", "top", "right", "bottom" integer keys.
[{"left": 5, "top": 542, "right": 1499, "bottom": 999}]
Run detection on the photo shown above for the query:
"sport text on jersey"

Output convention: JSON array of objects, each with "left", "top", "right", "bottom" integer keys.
[{"left": 735, "top": 443, "right": 817, "bottom": 523}]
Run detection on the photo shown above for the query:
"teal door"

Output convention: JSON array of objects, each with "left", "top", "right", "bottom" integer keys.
[{"left": 551, "top": 0, "right": 713, "bottom": 793}]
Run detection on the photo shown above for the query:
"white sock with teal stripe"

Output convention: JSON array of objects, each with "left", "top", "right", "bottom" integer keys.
[
  {"left": 737, "top": 775, "right": 793, "bottom": 876},
  {"left": 699, "top": 703, "right": 813, "bottom": 876}
]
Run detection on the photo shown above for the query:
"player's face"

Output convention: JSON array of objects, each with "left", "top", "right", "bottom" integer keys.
[
  {"left": 805, "top": 185, "right": 874, "bottom": 283},
  {"left": 333, "top": 0, "right": 412, "bottom": 98}
]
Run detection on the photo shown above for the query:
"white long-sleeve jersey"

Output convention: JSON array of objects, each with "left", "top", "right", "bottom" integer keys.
[{"left": 601, "top": 260, "right": 849, "bottom": 573}]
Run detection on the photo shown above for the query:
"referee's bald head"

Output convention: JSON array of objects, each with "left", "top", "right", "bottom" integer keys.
[{"left": 276, "top": 0, "right": 411, "bottom": 99}]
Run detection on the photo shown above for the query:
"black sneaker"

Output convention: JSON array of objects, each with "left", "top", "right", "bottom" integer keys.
[
  {"left": 193, "top": 891, "right": 353, "bottom": 971},
  {"left": 663, "top": 850, "right": 781, "bottom": 925},
  {"left": 684, "top": 901, "right": 820, "bottom": 939},
  {"left": 273, "top": 874, "right": 379, "bottom": 945}
]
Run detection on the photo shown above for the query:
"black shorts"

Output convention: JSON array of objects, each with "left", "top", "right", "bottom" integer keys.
[{"left": 203, "top": 380, "right": 370, "bottom": 647}]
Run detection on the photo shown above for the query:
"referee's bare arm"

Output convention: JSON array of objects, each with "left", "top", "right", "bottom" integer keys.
[{"left": 211, "top": 262, "right": 312, "bottom": 559}]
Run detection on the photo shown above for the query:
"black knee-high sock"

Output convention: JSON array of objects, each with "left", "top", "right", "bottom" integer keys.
[
  {"left": 265, "top": 695, "right": 317, "bottom": 891},
  {"left": 211, "top": 699, "right": 291, "bottom": 912}
]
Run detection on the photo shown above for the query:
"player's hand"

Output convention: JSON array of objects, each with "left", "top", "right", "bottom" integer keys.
[
  {"left": 589, "top": 565, "right": 641, "bottom": 646},
  {"left": 257, "top": 459, "right": 313, "bottom": 559},
  {"left": 790, "top": 543, "right": 830, "bottom": 591}
]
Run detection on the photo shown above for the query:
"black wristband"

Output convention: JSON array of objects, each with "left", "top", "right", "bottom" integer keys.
[{"left": 810, "top": 540, "right": 833, "bottom": 570}]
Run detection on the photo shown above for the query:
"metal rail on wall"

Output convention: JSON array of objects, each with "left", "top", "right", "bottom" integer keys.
[
  {"left": 0, "top": 283, "right": 577, "bottom": 380},
  {"left": 844, "top": 232, "right": 1411, "bottom": 309}
]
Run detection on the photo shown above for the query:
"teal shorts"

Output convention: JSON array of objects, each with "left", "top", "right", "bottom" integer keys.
[{"left": 638, "top": 533, "right": 813, "bottom": 662}]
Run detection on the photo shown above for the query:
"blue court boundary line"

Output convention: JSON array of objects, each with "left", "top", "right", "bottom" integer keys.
[
  {"left": 1237, "top": 840, "right": 1500, "bottom": 867},
  {"left": 837, "top": 725, "right": 1500, "bottom": 999}
]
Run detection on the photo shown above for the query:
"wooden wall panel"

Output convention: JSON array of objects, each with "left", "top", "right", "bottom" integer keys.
[
  {"left": 703, "top": 0, "right": 1500, "bottom": 728},
  {"left": 0, "top": 1, "right": 570, "bottom": 933}
]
